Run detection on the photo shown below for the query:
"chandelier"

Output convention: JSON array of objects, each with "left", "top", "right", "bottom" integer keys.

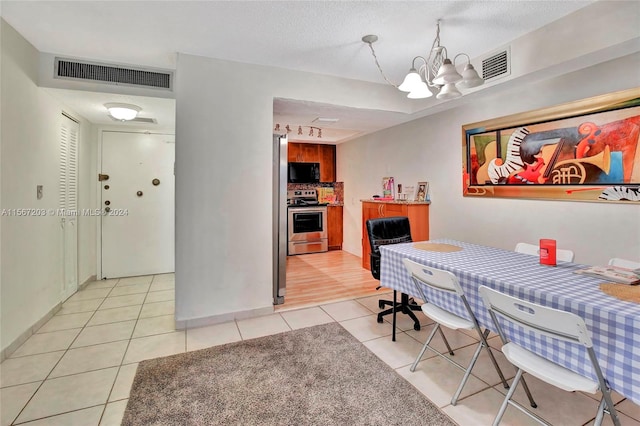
[
  {"left": 362, "top": 20, "right": 484, "bottom": 100},
  {"left": 274, "top": 124, "right": 322, "bottom": 138}
]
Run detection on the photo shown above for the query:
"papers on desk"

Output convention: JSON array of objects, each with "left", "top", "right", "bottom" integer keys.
[{"left": 574, "top": 265, "right": 640, "bottom": 285}]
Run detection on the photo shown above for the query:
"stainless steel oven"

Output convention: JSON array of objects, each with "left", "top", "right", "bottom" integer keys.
[{"left": 287, "top": 206, "right": 328, "bottom": 255}]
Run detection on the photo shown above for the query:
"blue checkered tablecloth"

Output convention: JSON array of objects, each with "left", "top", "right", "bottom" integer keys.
[{"left": 380, "top": 239, "right": 640, "bottom": 404}]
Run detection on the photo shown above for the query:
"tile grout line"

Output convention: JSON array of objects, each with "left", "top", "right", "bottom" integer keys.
[
  {"left": 8, "top": 278, "right": 122, "bottom": 425},
  {"left": 100, "top": 274, "right": 156, "bottom": 426}
]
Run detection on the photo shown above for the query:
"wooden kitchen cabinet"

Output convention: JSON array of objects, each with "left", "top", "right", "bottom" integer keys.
[
  {"left": 361, "top": 201, "right": 430, "bottom": 270},
  {"left": 300, "top": 144, "right": 319, "bottom": 162},
  {"left": 319, "top": 145, "right": 336, "bottom": 183},
  {"left": 327, "top": 205, "right": 343, "bottom": 250},
  {"left": 287, "top": 143, "right": 301, "bottom": 163},
  {"left": 288, "top": 142, "right": 336, "bottom": 182}
]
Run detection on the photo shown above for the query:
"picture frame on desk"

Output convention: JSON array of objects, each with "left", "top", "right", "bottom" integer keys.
[
  {"left": 416, "top": 182, "right": 428, "bottom": 202},
  {"left": 382, "top": 177, "right": 395, "bottom": 199}
]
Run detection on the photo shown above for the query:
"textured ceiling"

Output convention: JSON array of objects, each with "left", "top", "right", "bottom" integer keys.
[{"left": 1, "top": 1, "right": 595, "bottom": 141}]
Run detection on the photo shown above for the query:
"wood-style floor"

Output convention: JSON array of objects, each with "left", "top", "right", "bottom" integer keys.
[{"left": 277, "top": 250, "right": 392, "bottom": 311}]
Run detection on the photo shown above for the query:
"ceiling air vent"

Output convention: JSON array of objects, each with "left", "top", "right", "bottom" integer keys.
[
  {"left": 481, "top": 47, "right": 510, "bottom": 82},
  {"left": 55, "top": 58, "right": 172, "bottom": 90}
]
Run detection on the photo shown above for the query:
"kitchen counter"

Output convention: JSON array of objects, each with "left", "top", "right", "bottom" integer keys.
[{"left": 360, "top": 199, "right": 430, "bottom": 205}]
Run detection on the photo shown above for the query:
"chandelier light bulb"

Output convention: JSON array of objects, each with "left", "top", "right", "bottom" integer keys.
[
  {"left": 407, "top": 81, "right": 433, "bottom": 99},
  {"left": 432, "top": 59, "right": 462, "bottom": 86},
  {"left": 457, "top": 63, "right": 484, "bottom": 89},
  {"left": 398, "top": 68, "right": 422, "bottom": 92},
  {"left": 436, "top": 83, "right": 462, "bottom": 100}
]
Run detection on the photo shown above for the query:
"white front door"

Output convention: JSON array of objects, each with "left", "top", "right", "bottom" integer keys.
[
  {"left": 60, "top": 114, "right": 79, "bottom": 299},
  {"left": 101, "top": 131, "right": 175, "bottom": 278}
]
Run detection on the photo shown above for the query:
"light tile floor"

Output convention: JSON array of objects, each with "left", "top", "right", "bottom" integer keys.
[{"left": 1, "top": 274, "right": 639, "bottom": 425}]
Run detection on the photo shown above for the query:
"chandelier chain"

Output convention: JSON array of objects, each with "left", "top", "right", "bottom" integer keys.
[{"left": 365, "top": 41, "right": 398, "bottom": 88}]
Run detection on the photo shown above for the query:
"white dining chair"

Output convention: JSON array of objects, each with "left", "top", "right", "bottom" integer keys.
[
  {"left": 479, "top": 285, "right": 621, "bottom": 426},
  {"left": 608, "top": 257, "right": 640, "bottom": 270},
  {"left": 402, "top": 259, "right": 513, "bottom": 406},
  {"left": 514, "top": 242, "right": 575, "bottom": 262}
]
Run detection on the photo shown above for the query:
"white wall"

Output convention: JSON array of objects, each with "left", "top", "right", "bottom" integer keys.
[
  {"left": 174, "top": 1, "right": 639, "bottom": 326},
  {"left": 338, "top": 52, "right": 640, "bottom": 266},
  {"left": 174, "top": 56, "right": 405, "bottom": 326},
  {"left": 0, "top": 19, "right": 96, "bottom": 353}
]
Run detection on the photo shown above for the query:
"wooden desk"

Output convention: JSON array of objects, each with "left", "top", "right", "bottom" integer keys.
[{"left": 361, "top": 200, "right": 429, "bottom": 270}]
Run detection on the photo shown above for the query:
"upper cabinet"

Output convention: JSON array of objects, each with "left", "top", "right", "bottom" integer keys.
[
  {"left": 288, "top": 142, "right": 336, "bottom": 182},
  {"left": 319, "top": 145, "right": 336, "bottom": 183}
]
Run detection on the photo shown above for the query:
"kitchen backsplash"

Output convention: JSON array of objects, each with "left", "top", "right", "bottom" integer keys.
[{"left": 288, "top": 182, "right": 344, "bottom": 204}]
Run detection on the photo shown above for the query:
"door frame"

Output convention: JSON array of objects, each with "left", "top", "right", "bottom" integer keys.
[{"left": 96, "top": 129, "right": 176, "bottom": 279}]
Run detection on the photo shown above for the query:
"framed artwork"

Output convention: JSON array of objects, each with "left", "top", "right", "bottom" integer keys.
[
  {"left": 382, "top": 177, "right": 394, "bottom": 199},
  {"left": 462, "top": 88, "right": 640, "bottom": 203},
  {"left": 416, "top": 182, "right": 429, "bottom": 201}
]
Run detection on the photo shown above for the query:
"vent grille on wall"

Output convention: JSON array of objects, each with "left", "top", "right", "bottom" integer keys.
[
  {"left": 481, "top": 48, "right": 510, "bottom": 82},
  {"left": 55, "top": 58, "right": 172, "bottom": 90}
]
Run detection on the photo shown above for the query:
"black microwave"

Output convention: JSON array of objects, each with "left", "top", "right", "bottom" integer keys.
[{"left": 288, "top": 162, "right": 320, "bottom": 183}]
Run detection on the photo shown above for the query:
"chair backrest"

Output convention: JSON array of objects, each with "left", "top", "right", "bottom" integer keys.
[
  {"left": 514, "top": 242, "right": 575, "bottom": 262},
  {"left": 366, "top": 217, "right": 412, "bottom": 252},
  {"left": 403, "top": 258, "right": 464, "bottom": 298},
  {"left": 478, "top": 285, "right": 592, "bottom": 348},
  {"left": 366, "top": 216, "right": 411, "bottom": 280},
  {"left": 608, "top": 257, "right": 640, "bottom": 270}
]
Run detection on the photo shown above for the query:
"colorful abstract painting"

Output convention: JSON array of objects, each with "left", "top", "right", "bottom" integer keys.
[{"left": 462, "top": 88, "right": 640, "bottom": 203}]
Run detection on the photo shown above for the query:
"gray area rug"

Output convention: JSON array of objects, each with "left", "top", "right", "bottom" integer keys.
[{"left": 122, "top": 322, "right": 456, "bottom": 425}]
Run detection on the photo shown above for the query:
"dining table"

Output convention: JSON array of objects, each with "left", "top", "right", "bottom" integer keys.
[{"left": 379, "top": 238, "right": 640, "bottom": 405}]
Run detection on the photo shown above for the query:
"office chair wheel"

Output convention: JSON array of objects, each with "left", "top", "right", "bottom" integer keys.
[
  {"left": 378, "top": 300, "right": 386, "bottom": 309},
  {"left": 413, "top": 323, "right": 421, "bottom": 331},
  {"left": 377, "top": 314, "right": 384, "bottom": 323}
]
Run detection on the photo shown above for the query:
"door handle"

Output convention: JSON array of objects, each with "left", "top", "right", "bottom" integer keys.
[{"left": 98, "top": 174, "right": 110, "bottom": 181}]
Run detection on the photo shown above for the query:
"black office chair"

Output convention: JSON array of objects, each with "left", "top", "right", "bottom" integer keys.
[{"left": 366, "top": 216, "right": 421, "bottom": 340}]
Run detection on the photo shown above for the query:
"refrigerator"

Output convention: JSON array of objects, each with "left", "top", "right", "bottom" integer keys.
[{"left": 273, "top": 134, "right": 287, "bottom": 304}]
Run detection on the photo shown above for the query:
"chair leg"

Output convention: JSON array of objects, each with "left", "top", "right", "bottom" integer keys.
[
  {"left": 519, "top": 375, "right": 538, "bottom": 408},
  {"left": 392, "top": 290, "right": 397, "bottom": 342},
  {"left": 594, "top": 397, "right": 606, "bottom": 426},
  {"left": 401, "top": 303, "right": 421, "bottom": 331},
  {"left": 451, "top": 340, "right": 484, "bottom": 405},
  {"left": 438, "top": 327, "right": 454, "bottom": 355},
  {"left": 479, "top": 328, "right": 509, "bottom": 389},
  {"left": 597, "top": 389, "right": 621, "bottom": 426},
  {"left": 410, "top": 323, "right": 440, "bottom": 372},
  {"left": 494, "top": 368, "right": 523, "bottom": 426}
]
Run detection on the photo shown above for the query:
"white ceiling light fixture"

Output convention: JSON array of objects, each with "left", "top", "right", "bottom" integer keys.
[
  {"left": 105, "top": 103, "right": 141, "bottom": 121},
  {"left": 362, "top": 20, "right": 484, "bottom": 100}
]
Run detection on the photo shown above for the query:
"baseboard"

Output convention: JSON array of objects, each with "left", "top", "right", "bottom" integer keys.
[
  {"left": 175, "top": 306, "right": 274, "bottom": 330},
  {"left": 1, "top": 302, "right": 62, "bottom": 362},
  {"left": 78, "top": 274, "right": 97, "bottom": 291},
  {"left": 1, "top": 276, "right": 95, "bottom": 361}
]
